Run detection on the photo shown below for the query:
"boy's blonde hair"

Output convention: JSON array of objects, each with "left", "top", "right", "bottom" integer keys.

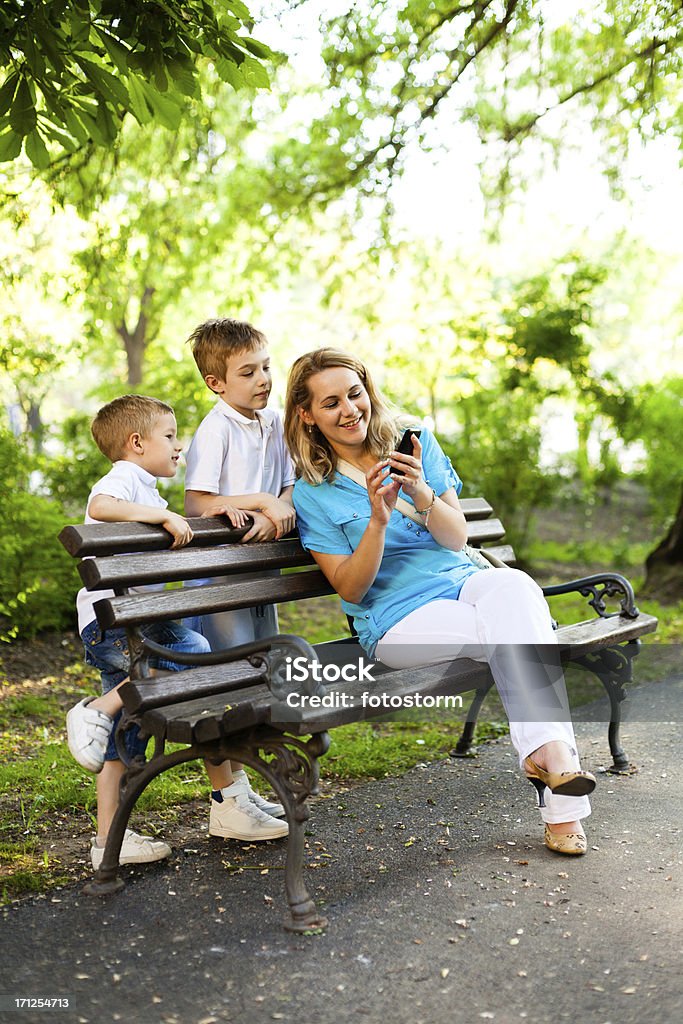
[
  {"left": 284, "top": 348, "right": 404, "bottom": 486},
  {"left": 188, "top": 318, "right": 267, "bottom": 382},
  {"left": 91, "top": 395, "right": 174, "bottom": 462}
]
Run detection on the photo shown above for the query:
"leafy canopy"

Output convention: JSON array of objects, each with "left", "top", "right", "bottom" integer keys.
[
  {"left": 282, "top": 0, "right": 683, "bottom": 206},
  {"left": 0, "top": 0, "right": 274, "bottom": 169}
]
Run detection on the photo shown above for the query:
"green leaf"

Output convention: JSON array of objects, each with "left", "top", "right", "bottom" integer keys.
[
  {"left": 40, "top": 121, "right": 79, "bottom": 153},
  {"left": 0, "top": 129, "right": 23, "bottom": 162},
  {"left": 225, "top": 0, "right": 252, "bottom": 22},
  {"left": 98, "top": 32, "right": 130, "bottom": 75},
  {"left": 95, "top": 101, "right": 117, "bottom": 143},
  {"left": 0, "top": 72, "right": 20, "bottom": 117},
  {"left": 75, "top": 56, "right": 129, "bottom": 107},
  {"left": 62, "top": 107, "right": 89, "bottom": 145},
  {"left": 139, "top": 82, "right": 183, "bottom": 130},
  {"left": 10, "top": 78, "right": 37, "bottom": 136},
  {"left": 22, "top": 36, "right": 47, "bottom": 79},
  {"left": 167, "top": 61, "right": 198, "bottom": 97},
  {"left": 213, "top": 58, "right": 244, "bottom": 91},
  {"left": 126, "top": 74, "right": 152, "bottom": 124},
  {"left": 24, "top": 128, "right": 51, "bottom": 170},
  {"left": 69, "top": 9, "right": 91, "bottom": 44},
  {"left": 240, "top": 56, "right": 270, "bottom": 90},
  {"left": 71, "top": 104, "right": 105, "bottom": 144},
  {"left": 241, "top": 37, "right": 274, "bottom": 61}
]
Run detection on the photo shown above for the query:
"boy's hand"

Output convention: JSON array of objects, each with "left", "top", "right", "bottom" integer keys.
[
  {"left": 162, "top": 512, "right": 194, "bottom": 548},
  {"left": 260, "top": 496, "right": 296, "bottom": 539},
  {"left": 241, "top": 511, "right": 277, "bottom": 543},
  {"left": 199, "top": 502, "right": 249, "bottom": 529}
]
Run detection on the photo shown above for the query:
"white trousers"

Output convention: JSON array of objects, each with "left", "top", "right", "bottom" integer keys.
[{"left": 375, "top": 568, "right": 591, "bottom": 824}]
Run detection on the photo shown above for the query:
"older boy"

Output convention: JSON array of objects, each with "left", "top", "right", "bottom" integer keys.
[
  {"left": 184, "top": 318, "right": 296, "bottom": 839},
  {"left": 66, "top": 395, "right": 287, "bottom": 871}
]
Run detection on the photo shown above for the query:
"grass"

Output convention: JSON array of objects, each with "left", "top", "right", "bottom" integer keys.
[{"left": 0, "top": 528, "right": 679, "bottom": 904}]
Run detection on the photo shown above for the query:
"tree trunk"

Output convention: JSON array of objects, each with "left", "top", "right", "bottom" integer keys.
[
  {"left": 116, "top": 286, "right": 156, "bottom": 387},
  {"left": 640, "top": 484, "right": 683, "bottom": 603}
]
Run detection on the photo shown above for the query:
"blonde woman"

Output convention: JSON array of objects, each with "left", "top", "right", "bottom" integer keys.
[{"left": 284, "top": 348, "right": 596, "bottom": 856}]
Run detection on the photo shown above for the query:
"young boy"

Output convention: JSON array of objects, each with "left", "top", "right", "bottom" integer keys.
[
  {"left": 66, "top": 395, "right": 287, "bottom": 871},
  {"left": 184, "top": 318, "right": 296, "bottom": 841}
]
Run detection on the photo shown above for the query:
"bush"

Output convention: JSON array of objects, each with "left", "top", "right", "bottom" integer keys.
[
  {"left": 38, "top": 412, "right": 109, "bottom": 518},
  {"left": 0, "top": 428, "right": 78, "bottom": 640},
  {"left": 440, "top": 388, "right": 560, "bottom": 555}
]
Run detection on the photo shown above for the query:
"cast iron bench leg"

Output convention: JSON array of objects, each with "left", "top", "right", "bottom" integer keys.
[
  {"left": 226, "top": 730, "right": 331, "bottom": 932},
  {"left": 450, "top": 680, "right": 494, "bottom": 757},
  {"left": 574, "top": 641, "right": 641, "bottom": 773}
]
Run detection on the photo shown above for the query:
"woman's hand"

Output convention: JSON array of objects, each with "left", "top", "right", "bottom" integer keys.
[
  {"left": 366, "top": 460, "right": 400, "bottom": 525},
  {"left": 387, "top": 434, "right": 433, "bottom": 508}
]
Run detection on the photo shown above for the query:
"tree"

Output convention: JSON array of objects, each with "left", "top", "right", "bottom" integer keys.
[
  {"left": 0, "top": 0, "right": 273, "bottom": 170},
  {"left": 273, "top": 0, "right": 682, "bottom": 211},
  {"left": 58, "top": 78, "right": 281, "bottom": 386}
]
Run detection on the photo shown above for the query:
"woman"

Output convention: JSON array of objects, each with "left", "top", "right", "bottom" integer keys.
[{"left": 284, "top": 348, "right": 595, "bottom": 855}]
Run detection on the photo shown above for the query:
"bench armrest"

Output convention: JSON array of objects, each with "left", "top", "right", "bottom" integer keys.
[{"left": 542, "top": 572, "right": 639, "bottom": 619}]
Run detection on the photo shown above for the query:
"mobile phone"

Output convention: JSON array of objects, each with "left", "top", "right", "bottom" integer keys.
[{"left": 392, "top": 429, "right": 421, "bottom": 476}]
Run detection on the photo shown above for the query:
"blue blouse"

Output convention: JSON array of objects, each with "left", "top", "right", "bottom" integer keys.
[{"left": 293, "top": 428, "right": 480, "bottom": 656}]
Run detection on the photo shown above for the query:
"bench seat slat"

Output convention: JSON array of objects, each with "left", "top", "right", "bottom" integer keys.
[
  {"left": 133, "top": 611, "right": 659, "bottom": 743},
  {"left": 143, "top": 684, "right": 275, "bottom": 744},
  {"left": 96, "top": 570, "right": 335, "bottom": 629},
  {"left": 119, "top": 660, "right": 267, "bottom": 715}
]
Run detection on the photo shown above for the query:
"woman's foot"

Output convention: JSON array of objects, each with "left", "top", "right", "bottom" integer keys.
[
  {"left": 524, "top": 741, "right": 596, "bottom": 805},
  {"left": 544, "top": 821, "right": 587, "bottom": 856}
]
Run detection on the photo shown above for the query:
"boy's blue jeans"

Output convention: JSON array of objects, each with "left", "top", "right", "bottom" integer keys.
[{"left": 81, "top": 620, "right": 210, "bottom": 761}]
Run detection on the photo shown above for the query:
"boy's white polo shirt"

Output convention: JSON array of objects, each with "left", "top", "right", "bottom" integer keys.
[
  {"left": 184, "top": 401, "right": 295, "bottom": 497},
  {"left": 76, "top": 460, "right": 167, "bottom": 634}
]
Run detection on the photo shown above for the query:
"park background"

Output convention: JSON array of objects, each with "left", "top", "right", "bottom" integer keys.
[{"left": 0, "top": 0, "right": 681, "bottom": 902}]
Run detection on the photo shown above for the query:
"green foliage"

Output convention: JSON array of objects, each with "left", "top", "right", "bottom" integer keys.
[
  {"left": 38, "top": 412, "right": 109, "bottom": 517},
  {"left": 619, "top": 376, "right": 683, "bottom": 527},
  {"left": 0, "top": 0, "right": 275, "bottom": 168},
  {"left": 0, "top": 426, "right": 78, "bottom": 640},
  {"left": 276, "top": 0, "right": 683, "bottom": 212},
  {"left": 442, "top": 388, "right": 559, "bottom": 556}
]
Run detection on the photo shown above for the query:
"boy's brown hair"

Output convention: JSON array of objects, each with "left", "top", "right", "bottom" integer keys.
[
  {"left": 91, "top": 395, "right": 174, "bottom": 462},
  {"left": 188, "top": 318, "right": 267, "bottom": 382}
]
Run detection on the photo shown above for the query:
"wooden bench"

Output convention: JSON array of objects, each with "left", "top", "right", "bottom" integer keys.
[{"left": 59, "top": 499, "right": 658, "bottom": 931}]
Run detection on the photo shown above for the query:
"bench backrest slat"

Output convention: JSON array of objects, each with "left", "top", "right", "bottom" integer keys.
[
  {"left": 79, "top": 538, "right": 310, "bottom": 589},
  {"left": 59, "top": 498, "right": 495, "bottom": 558},
  {"left": 95, "top": 569, "right": 335, "bottom": 629},
  {"left": 73, "top": 517, "right": 506, "bottom": 591}
]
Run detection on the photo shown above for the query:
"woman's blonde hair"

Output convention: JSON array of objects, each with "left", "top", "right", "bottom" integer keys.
[{"left": 284, "top": 348, "right": 406, "bottom": 485}]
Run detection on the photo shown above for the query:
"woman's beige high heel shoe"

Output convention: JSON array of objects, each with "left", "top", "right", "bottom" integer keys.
[
  {"left": 544, "top": 825, "right": 587, "bottom": 856},
  {"left": 523, "top": 755, "right": 596, "bottom": 808}
]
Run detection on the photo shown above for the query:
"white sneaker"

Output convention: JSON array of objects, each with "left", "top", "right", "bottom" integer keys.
[
  {"left": 232, "top": 769, "right": 285, "bottom": 818},
  {"left": 91, "top": 829, "right": 172, "bottom": 869},
  {"left": 209, "top": 783, "right": 289, "bottom": 841},
  {"left": 66, "top": 697, "right": 113, "bottom": 773}
]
